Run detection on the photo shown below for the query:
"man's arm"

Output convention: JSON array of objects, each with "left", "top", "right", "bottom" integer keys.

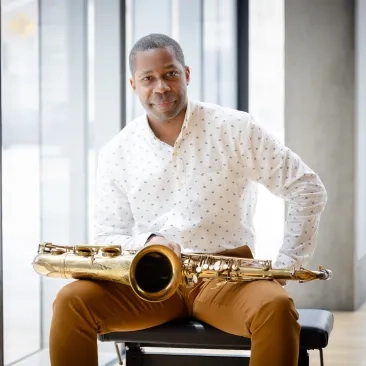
[
  {"left": 93, "top": 146, "right": 160, "bottom": 250},
  {"left": 238, "top": 115, "right": 327, "bottom": 269}
]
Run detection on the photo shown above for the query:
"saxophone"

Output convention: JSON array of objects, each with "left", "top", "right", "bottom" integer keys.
[{"left": 32, "top": 242, "right": 332, "bottom": 302}]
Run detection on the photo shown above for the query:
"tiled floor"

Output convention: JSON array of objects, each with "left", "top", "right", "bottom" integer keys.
[{"left": 309, "top": 303, "right": 366, "bottom": 366}]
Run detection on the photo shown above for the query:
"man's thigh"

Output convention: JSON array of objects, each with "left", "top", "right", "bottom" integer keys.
[
  {"left": 192, "top": 279, "right": 298, "bottom": 338},
  {"left": 55, "top": 279, "right": 188, "bottom": 334}
]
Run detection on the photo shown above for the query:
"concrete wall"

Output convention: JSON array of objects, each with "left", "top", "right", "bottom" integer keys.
[
  {"left": 355, "top": 0, "right": 366, "bottom": 309},
  {"left": 284, "top": 0, "right": 366, "bottom": 311}
]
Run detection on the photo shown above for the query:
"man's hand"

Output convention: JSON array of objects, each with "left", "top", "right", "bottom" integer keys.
[{"left": 145, "top": 235, "right": 181, "bottom": 257}]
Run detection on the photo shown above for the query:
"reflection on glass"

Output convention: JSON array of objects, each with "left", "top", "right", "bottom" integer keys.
[
  {"left": 1, "top": 0, "right": 99, "bottom": 364},
  {"left": 1, "top": 0, "right": 41, "bottom": 364},
  {"left": 39, "top": 0, "right": 83, "bottom": 351}
]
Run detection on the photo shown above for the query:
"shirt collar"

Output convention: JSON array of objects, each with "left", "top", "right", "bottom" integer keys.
[{"left": 143, "top": 99, "right": 197, "bottom": 149}]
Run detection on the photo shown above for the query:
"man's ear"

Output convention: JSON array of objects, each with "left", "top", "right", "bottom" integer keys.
[
  {"left": 184, "top": 66, "right": 191, "bottom": 85},
  {"left": 129, "top": 77, "right": 136, "bottom": 91}
]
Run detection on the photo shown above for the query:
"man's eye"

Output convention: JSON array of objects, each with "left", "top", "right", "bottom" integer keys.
[
  {"left": 166, "top": 71, "right": 178, "bottom": 77},
  {"left": 142, "top": 76, "right": 152, "bottom": 81}
]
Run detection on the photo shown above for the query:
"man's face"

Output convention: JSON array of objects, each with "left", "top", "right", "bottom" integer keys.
[{"left": 130, "top": 46, "right": 190, "bottom": 122}]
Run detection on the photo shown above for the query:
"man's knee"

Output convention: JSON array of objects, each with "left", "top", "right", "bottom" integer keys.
[
  {"left": 247, "top": 293, "right": 300, "bottom": 337},
  {"left": 260, "top": 293, "right": 299, "bottom": 322},
  {"left": 50, "top": 281, "right": 103, "bottom": 345},
  {"left": 269, "top": 293, "right": 296, "bottom": 310}
]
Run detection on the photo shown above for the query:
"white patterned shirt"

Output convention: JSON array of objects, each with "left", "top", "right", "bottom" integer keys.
[{"left": 93, "top": 100, "right": 327, "bottom": 269}]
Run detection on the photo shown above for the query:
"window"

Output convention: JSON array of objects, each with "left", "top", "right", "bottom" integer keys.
[
  {"left": 1, "top": 0, "right": 121, "bottom": 363},
  {"left": 248, "top": 0, "right": 285, "bottom": 261},
  {"left": 1, "top": 1, "right": 41, "bottom": 363}
]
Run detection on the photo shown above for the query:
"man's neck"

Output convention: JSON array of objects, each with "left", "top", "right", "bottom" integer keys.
[{"left": 148, "top": 107, "right": 187, "bottom": 147}]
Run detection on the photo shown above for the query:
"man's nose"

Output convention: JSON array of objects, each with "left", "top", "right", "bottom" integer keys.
[{"left": 154, "top": 79, "right": 170, "bottom": 93}]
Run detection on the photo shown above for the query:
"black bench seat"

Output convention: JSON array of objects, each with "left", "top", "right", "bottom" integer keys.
[{"left": 98, "top": 308, "right": 334, "bottom": 366}]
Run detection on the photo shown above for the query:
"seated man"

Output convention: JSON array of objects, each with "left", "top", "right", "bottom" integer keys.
[{"left": 49, "top": 33, "right": 327, "bottom": 366}]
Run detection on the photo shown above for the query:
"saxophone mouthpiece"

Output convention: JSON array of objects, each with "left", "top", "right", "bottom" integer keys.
[{"left": 319, "top": 269, "right": 332, "bottom": 280}]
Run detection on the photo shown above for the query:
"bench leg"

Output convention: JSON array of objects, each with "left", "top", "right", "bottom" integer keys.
[
  {"left": 114, "top": 342, "right": 123, "bottom": 365},
  {"left": 298, "top": 348, "right": 309, "bottom": 366},
  {"left": 126, "top": 344, "right": 143, "bottom": 366},
  {"left": 319, "top": 348, "right": 324, "bottom": 366}
]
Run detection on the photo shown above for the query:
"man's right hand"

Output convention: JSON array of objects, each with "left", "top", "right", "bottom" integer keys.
[{"left": 145, "top": 235, "right": 181, "bottom": 258}]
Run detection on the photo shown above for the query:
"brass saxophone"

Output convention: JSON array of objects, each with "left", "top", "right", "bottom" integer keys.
[{"left": 32, "top": 242, "right": 332, "bottom": 302}]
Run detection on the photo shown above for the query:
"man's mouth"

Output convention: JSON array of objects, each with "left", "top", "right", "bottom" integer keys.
[{"left": 153, "top": 101, "right": 175, "bottom": 109}]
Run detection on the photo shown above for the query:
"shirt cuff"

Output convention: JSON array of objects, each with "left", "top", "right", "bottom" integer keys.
[{"left": 273, "top": 252, "right": 298, "bottom": 269}]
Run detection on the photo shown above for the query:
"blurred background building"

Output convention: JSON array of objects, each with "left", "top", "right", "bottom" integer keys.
[{"left": 0, "top": 0, "right": 365, "bottom": 365}]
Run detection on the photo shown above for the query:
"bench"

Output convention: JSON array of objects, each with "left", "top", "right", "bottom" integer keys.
[{"left": 98, "top": 308, "right": 334, "bottom": 366}]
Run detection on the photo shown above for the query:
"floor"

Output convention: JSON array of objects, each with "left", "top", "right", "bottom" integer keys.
[
  {"left": 10, "top": 350, "right": 117, "bottom": 366},
  {"left": 309, "top": 303, "right": 366, "bottom": 366}
]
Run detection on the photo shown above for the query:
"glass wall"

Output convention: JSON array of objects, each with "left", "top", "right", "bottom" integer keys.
[
  {"left": 39, "top": 0, "right": 90, "bottom": 352},
  {"left": 248, "top": 0, "right": 285, "bottom": 261},
  {"left": 1, "top": 0, "right": 122, "bottom": 364},
  {"left": 1, "top": 1, "right": 41, "bottom": 363}
]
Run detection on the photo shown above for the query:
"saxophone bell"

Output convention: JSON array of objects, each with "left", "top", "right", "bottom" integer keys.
[{"left": 129, "top": 244, "right": 182, "bottom": 302}]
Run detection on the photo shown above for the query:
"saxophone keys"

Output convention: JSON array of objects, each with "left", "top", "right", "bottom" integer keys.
[
  {"left": 202, "top": 264, "right": 209, "bottom": 270},
  {"left": 193, "top": 274, "right": 198, "bottom": 283},
  {"left": 51, "top": 248, "right": 65, "bottom": 255},
  {"left": 222, "top": 264, "right": 228, "bottom": 270},
  {"left": 101, "top": 247, "right": 121, "bottom": 257},
  {"left": 214, "top": 261, "right": 221, "bottom": 271},
  {"left": 75, "top": 247, "right": 93, "bottom": 257},
  {"left": 196, "top": 266, "right": 202, "bottom": 273}
]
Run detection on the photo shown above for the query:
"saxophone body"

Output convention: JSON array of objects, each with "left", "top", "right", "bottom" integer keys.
[
  {"left": 33, "top": 242, "right": 332, "bottom": 302},
  {"left": 33, "top": 242, "right": 182, "bottom": 302}
]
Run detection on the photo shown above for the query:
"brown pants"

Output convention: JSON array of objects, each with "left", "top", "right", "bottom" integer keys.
[{"left": 49, "top": 247, "right": 300, "bottom": 366}]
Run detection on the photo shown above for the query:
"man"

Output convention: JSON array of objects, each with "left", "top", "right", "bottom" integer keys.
[{"left": 49, "top": 33, "right": 327, "bottom": 366}]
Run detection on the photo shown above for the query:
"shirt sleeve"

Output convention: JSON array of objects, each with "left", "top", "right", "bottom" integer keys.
[
  {"left": 238, "top": 115, "right": 328, "bottom": 269},
  {"left": 93, "top": 145, "right": 160, "bottom": 250}
]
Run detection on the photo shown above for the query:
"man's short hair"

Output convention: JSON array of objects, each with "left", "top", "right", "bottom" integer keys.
[{"left": 129, "top": 33, "right": 185, "bottom": 75}]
